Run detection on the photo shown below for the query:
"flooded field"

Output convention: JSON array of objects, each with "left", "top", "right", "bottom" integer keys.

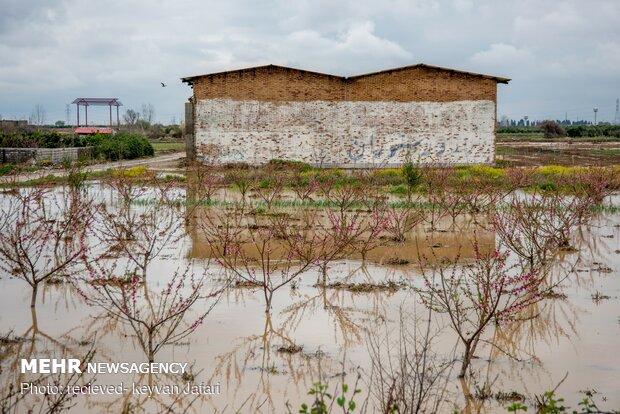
[{"left": 0, "top": 181, "right": 618, "bottom": 413}]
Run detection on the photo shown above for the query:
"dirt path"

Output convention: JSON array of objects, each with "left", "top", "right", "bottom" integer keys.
[{"left": 1, "top": 152, "right": 186, "bottom": 184}]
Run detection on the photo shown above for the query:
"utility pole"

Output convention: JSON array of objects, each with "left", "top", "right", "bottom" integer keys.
[
  {"left": 614, "top": 99, "right": 620, "bottom": 125},
  {"left": 65, "top": 104, "right": 70, "bottom": 126}
]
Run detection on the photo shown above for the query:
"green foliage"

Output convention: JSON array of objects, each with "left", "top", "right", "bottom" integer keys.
[
  {"left": 566, "top": 124, "right": 620, "bottom": 138},
  {"left": 0, "top": 131, "right": 152, "bottom": 162},
  {"left": 163, "top": 124, "right": 183, "bottom": 139},
  {"left": 0, "top": 131, "right": 65, "bottom": 148},
  {"left": 534, "top": 165, "right": 572, "bottom": 177},
  {"left": 505, "top": 391, "right": 620, "bottom": 414},
  {"left": 310, "top": 169, "right": 345, "bottom": 183},
  {"left": 537, "top": 182, "right": 557, "bottom": 192},
  {"left": 456, "top": 165, "right": 506, "bottom": 180},
  {"left": 370, "top": 168, "right": 404, "bottom": 185},
  {"left": 268, "top": 158, "right": 313, "bottom": 172},
  {"left": 506, "top": 402, "right": 528, "bottom": 412},
  {"left": 389, "top": 184, "right": 408, "bottom": 195},
  {"left": 0, "top": 164, "right": 17, "bottom": 176},
  {"left": 495, "top": 159, "right": 512, "bottom": 168},
  {"left": 113, "top": 166, "right": 149, "bottom": 177},
  {"left": 258, "top": 179, "right": 274, "bottom": 188},
  {"left": 499, "top": 125, "right": 620, "bottom": 139},
  {"left": 293, "top": 381, "right": 361, "bottom": 414},
  {"left": 62, "top": 160, "right": 88, "bottom": 191},
  {"left": 402, "top": 162, "right": 423, "bottom": 192},
  {"left": 538, "top": 391, "right": 568, "bottom": 414},
  {"left": 96, "top": 133, "right": 154, "bottom": 161}
]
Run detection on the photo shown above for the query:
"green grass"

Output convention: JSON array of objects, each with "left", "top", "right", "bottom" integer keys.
[
  {"left": 133, "top": 195, "right": 620, "bottom": 215},
  {"left": 589, "top": 149, "right": 620, "bottom": 155},
  {"left": 0, "top": 164, "right": 17, "bottom": 176},
  {"left": 151, "top": 142, "right": 185, "bottom": 152}
]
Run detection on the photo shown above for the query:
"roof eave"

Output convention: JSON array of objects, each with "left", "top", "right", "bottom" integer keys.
[
  {"left": 181, "top": 64, "right": 343, "bottom": 85},
  {"left": 181, "top": 63, "right": 511, "bottom": 85},
  {"left": 349, "top": 63, "right": 510, "bottom": 83}
]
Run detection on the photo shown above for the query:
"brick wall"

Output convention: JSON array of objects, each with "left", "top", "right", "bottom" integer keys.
[
  {"left": 191, "top": 66, "right": 496, "bottom": 103},
  {"left": 192, "top": 66, "right": 346, "bottom": 102},
  {"left": 189, "top": 65, "right": 500, "bottom": 166}
]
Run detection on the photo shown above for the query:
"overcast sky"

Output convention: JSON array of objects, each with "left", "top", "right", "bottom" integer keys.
[{"left": 1, "top": 0, "right": 619, "bottom": 125}]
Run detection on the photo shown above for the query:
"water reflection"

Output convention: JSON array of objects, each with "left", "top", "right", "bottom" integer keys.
[{"left": 0, "top": 186, "right": 617, "bottom": 412}]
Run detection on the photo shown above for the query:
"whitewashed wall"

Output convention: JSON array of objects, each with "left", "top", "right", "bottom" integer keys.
[{"left": 195, "top": 99, "right": 495, "bottom": 166}]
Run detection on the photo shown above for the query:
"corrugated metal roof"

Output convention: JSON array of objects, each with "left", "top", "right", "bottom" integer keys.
[
  {"left": 348, "top": 64, "right": 511, "bottom": 83},
  {"left": 181, "top": 63, "right": 510, "bottom": 85},
  {"left": 71, "top": 98, "right": 123, "bottom": 106}
]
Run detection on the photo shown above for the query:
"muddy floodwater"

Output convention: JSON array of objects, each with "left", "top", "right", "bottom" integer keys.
[{"left": 0, "top": 185, "right": 618, "bottom": 413}]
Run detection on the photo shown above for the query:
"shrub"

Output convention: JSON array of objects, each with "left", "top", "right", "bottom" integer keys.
[
  {"left": 371, "top": 168, "right": 404, "bottom": 185},
  {"left": 312, "top": 169, "right": 345, "bottom": 183},
  {"left": 372, "top": 168, "right": 400, "bottom": 178},
  {"left": 540, "top": 120, "right": 566, "bottom": 138},
  {"left": 389, "top": 184, "right": 408, "bottom": 195},
  {"left": 533, "top": 165, "right": 571, "bottom": 177},
  {"left": 268, "top": 159, "right": 312, "bottom": 172},
  {"left": 114, "top": 166, "right": 149, "bottom": 177},
  {"left": 0, "top": 133, "right": 34, "bottom": 148},
  {"left": 401, "top": 162, "right": 423, "bottom": 201},
  {"left": 0, "top": 164, "right": 17, "bottom": 176},
  {"left": 97, "top": 133, "right": 154, "bottom": 161},
  {"left": 469, "top": 165, "right": 505, "bottom": 179},
  {"left": 258, "top": 179, "right": 274, "bottom": 188},
  {"left": 537, "top": 182, "right": 557, "bottom": 192}
]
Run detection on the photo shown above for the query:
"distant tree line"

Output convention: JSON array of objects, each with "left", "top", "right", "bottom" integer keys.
[
  {"left": 498, "top": 123, "right": 620, "bottom": 138},
  {"left": 498, "top": 117, "right": 594, "bottom": 127},
  {"left": 15, "top": 103, "right": 183, "bottom": 141},
  {"left": 121, "top": 104, "right": 182, "bottom": 139}
]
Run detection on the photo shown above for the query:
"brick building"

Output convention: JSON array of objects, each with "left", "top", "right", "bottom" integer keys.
[{"left": 182, "top": 64, "right": 510, "bottom": 167}]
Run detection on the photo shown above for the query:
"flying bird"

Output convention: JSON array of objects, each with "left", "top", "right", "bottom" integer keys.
[{"left": 161, "top": 82, "right": 167, "bottom": 87}]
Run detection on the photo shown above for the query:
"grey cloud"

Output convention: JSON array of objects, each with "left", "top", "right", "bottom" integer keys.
[{"left": 0, "top": 0, "right": 619, "bottom": 124}]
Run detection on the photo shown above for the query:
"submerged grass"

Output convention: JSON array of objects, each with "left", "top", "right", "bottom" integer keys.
[{"left": 132, "top": 195, "right": 620, "bottom": 214}]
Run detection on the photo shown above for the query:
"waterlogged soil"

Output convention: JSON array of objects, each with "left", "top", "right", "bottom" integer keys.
[
  {"left": 497, "top": 141, "right": 620, "bottom": 166},
  {"left": 0, "top": 186, "right": 619, "bottom": 413}
]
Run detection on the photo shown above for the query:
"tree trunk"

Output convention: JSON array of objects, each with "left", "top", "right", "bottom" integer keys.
[
  {"left": 31, "top": 284, "right": 38, "bottom": 308},
  {"left": 459, "top": 341, "right": 472, "bottom": 378},
  {"left": 263, "top": 287, "right": 272, "bottom": 314},
  {"left": 148, "top": 332, "right": 155, "bottom": 363}
]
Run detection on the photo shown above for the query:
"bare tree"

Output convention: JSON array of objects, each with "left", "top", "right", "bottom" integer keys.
[
  {"left": 97, "top": 174, "right": 184, "bottom": 280},
  {"left": 418, "top": 243, "right": 545, "bottom": 378},
  {"left": 29, "top": 104, "right": 46, "bottom": 126},
  {"left": 123, "top": 108, "right": 141, "bottom": 126},
  {"left": 421, "top": 165, "right": 452, "bottom": 231},
  {"left": 366, "top": 307, "right": 455, "bottom": 413},
  {"left": 384, "top": 205, "right": 425, "bottom": 242},
  {"left": 79, "top": 264, "right": 221, "bottom": 363},
  {"left": 141, "top": 103, "right": 156, "bottom": 125},
  {"left": 492, "top": 192, "right": 591, "bottom": 270},
  {"left": 0, "top": 188, "right": 93, "bottom": 308}
]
